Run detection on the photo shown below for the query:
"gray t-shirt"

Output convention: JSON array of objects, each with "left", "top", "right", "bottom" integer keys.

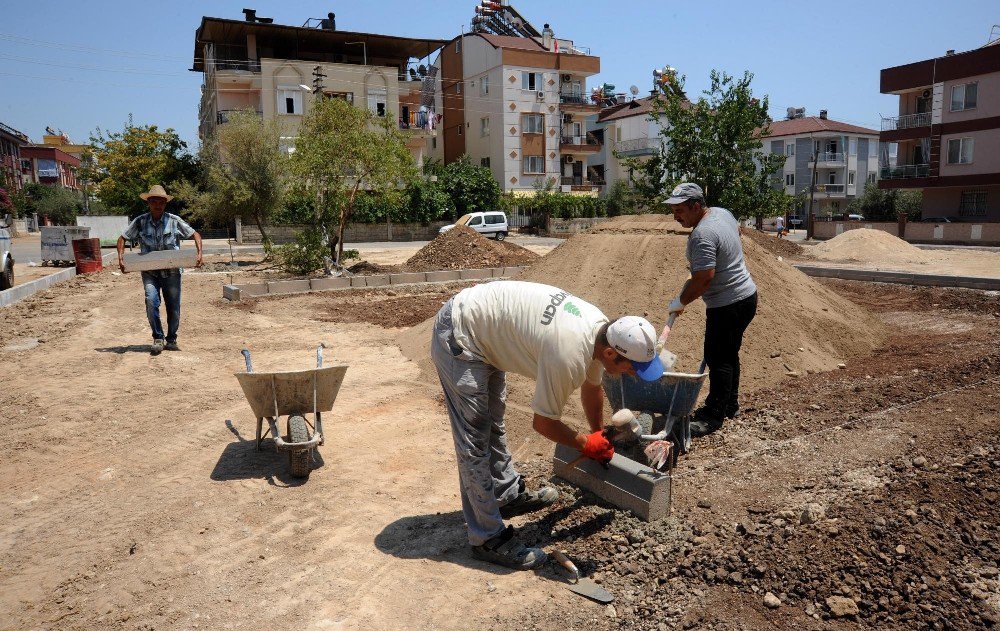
[{"left": 686, "top": 207, "right": 757, "bottom": 309}]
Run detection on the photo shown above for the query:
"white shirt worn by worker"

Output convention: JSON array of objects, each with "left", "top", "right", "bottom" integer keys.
[{"left": 450, "top": 280, "right": 608, "bottom": 420}]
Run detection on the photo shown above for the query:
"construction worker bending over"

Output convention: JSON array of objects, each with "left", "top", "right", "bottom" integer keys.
[{"left": 431, "top": 280, "right": 664, "bottom": 570}]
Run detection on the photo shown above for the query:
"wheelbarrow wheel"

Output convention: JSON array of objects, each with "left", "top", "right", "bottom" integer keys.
[{"left": 287, "top": 415, "right": 312, "bottom": 478}]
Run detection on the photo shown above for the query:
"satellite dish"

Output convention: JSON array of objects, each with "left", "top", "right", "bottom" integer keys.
[{"left": 629, "top": 85, "right": 639, "bottom": 96}]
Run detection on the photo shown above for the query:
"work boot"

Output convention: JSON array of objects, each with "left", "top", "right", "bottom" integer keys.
[
  {"left": 164, "top": 341, "right": 180, "bottom": 351},
  {"left": 150, "top": 339, "right": 165, "bottom": 355},
  {"left": 471, "top": 525, "right": 547, "bottom": 570},
  {"left": 690, "top": 407, "right": 725, "bottom": 437},
  {"left": 724, "top": 405, "right": 741, "bottom": 420},
  {"left": 500, "top": 485, "right": 559, "bottom": 518}
]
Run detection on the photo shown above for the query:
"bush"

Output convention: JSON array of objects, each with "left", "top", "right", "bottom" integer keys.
[
  {"left": 274, "top": 228, "right": 327, "bottom": 276},
  {"left": 406, "top": 179, "right": 453, "bottom": 224},
  {"left": 342, "top": 249, "right": 360, "bottom": 261}
]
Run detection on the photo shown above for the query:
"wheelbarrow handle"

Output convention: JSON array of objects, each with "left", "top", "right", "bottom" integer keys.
[
  {"left": 658, "top": 314, "right": 678, "bottom": 346},
  {"left": 241, "top": 348, "right": 254, "bottom": 373}
]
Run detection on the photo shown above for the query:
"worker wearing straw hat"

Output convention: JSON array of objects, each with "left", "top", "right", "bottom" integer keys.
[{"left": 117, "top": 185, "right": 203, "bottom": 356}]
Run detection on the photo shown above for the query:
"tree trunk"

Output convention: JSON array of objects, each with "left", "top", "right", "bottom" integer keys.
[{"left": 253, "top": 212, "right": 271, "bottom": 258}]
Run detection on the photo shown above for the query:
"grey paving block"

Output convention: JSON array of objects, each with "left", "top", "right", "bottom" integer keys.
[
  {"left": 310, "top": 277, "right": 351, "bottom": 291},
  {"left": 390, "top": 272, "right": 427, "bottom": 285},
  {"left": 425, "top": 270, "right": 462, "bottom": 282},
  {"left": 267, "top": 279, "right": 311, "bottom": 294},
  {"left": 350, "top": 276, "right": 368, "bottom": 288},
  {"left": 459, "top": 268, "right": 493, "bottom": 280},
  {"left": 237, "top": 283, "right": 269, "bottom": 297},
  {"left": 501, "top": 266, "right": 523, "bottom": 277},
  {"left": 490, "top": 267, "right": 506, "bottom": 278},
  {"left": 0, "top": 267, "right": 78, "bottom": 308},
  {"left": 364, "top": 274, "right": 390, "bottom": 287},
  {"left": 222, "top": 285, "right": 241, "bottom": 301},
  {"left": 553, "top": 443, "right": 671, "bottom": 521}
]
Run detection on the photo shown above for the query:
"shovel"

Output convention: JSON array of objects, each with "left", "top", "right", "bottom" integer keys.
[
  {"left": 551, "top": 550, "right": 614, "bottom": 604},
  {"left": 655, "top": 313, "right": 679, "bottom": 371}
]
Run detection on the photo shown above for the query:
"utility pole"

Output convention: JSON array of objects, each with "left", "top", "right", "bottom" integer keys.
[
  {"left": 312, "top": 65, "right": 327, "bottom": 97},
  {"left": 806, "top": 147, "right": 819, "bottom": 240}
]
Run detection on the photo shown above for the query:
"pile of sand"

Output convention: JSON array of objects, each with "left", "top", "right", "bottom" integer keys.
[
  {"left": 589, "top": 213, "right": 688, "bottom": 235},
  {"left": 399, "top": 225, "right": 887, "bottom": 396},
  {"left": 811, "top": 229, "right": 931, "bottom": 266},
  {"left": 740, "top": 227, "right": 805, "bottom": 258},
  {"left": 404, "top": 225, "right": 539, "bottom": 272}
]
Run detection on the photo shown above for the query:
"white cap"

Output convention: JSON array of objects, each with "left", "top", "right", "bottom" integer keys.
[{"left": 606, "top": 316, "right": 664, "bottom": 382}]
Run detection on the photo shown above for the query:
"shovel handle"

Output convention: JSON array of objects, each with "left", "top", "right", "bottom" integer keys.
[
  {"left": 551, "top": 550, "right": 579, "bottom": 583},
  {"left": 241, "top": 348, "right": 254, "bottom": 373}
]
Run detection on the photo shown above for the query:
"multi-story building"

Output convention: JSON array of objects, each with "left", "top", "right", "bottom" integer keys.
[
  {"left": 879, "top": 38, "right": 1000, "bottom": 221},
  {"left": 760, "top": 111, "right": 880, "bottom": 217},
  {"left": 0, "top": 122, "right": 29, "bottom": 193},
  {"left": 20, "top": 145, "right": 82, "bottom": 191},
  {"left": 429, "top": 26, "right": 602, "bottom": 195},
  {"left": 589, "top": 96, "right": 662, "bottom": 192},
  {"left": 192, "top": 9, "right": 445, "bottom": 165}
]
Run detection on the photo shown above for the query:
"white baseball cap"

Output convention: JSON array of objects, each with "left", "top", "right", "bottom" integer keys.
[{"left": 606, "top": 316, "right": 665, "bottom": 382}]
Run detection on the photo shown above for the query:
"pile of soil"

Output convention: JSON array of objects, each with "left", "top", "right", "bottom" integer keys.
[
  {"left": 346, "top": 260, "right": 399, "bottom": 275},
  {"left": 405, "top": 225, "right": 539, "bottom": 272},
  {"left": 741, "top": 226, "right": 804, "bottom": 258},
  {"left": 589, "top": 213, "right": 688, "bottom": 235},
  {"left": 811, "top": 229, "right": 931, "bottom": 265}
]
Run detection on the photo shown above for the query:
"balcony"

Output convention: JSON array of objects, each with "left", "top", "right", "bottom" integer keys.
[
  {"left": 614, "top": 137, "right": 660, "bottom": 157},
  {"left": 810, "top": 152, "right": 845, "bottom": 166},
  {"left": 559, "top": 93, "right": 600, "bottom": 112},
  {"left": 399, "top": 111, "right": 437, "bottom": 140},
  {"left": 881, "top": 112, "right": 931, "bottom": 132},
  {"left": 560, "top": 134, "right": 601, "bottom": 153},
  {"left": 217, "top": 110, "right": 263, "bottom": 124},
  {"left": 880, "top": 164, "right": 930, "bottom": 179},
  {"left": 212, "top": 59, "right": 261, "bottom": 73},
  {"left": 560, "top": 176, "right": 603, "bottom": 193},
  {"left": 816, "top": 183, "right": 845, "bottom": 195}
]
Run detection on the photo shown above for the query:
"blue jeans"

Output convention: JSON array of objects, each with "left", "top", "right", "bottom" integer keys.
[{"left": 141, "top": 271, "right": 182, "bottom": 342}]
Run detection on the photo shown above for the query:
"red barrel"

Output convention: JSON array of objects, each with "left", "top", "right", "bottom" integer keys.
[{"left": 72, "top": 238, "right": 104, "bottom": 274}]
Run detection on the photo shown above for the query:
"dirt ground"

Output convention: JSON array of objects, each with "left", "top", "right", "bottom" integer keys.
[{"left": 1, "top": 248, "right": 998, "bottom": 630}]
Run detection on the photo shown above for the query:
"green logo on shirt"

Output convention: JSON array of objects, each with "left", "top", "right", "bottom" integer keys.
[{"left": 563, "top": 302, "right": 582, "bottom": 317}]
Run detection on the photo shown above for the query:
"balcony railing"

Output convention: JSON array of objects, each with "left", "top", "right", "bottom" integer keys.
[
  {"left": 559, "top": 94, "right": 598, "bottom": 107},
  {"left": 560, "top": 135, "right": 600, "bottom": 147},
  {"left": 817, "top": 184, "right": 845, "bottom": 194},
  {"left": 614, "top": 137, "right": 660, "bottom": 156},
  {"left": 811, "top": 152, "right": 845, "bottom": 163},
  {"left": 399, "top": 110, "right": 437, "bottom": 131},
  {"left": 217, "top": 109, "right": 263, "bottom": 124},
  {"left": 880, "top": 164, "right": 930, "bottom": 179},
  {"left": 212, "top": 59, "right": 261, "bottom": 73},
  {"left": 881, "top": 112, "right": 931, "bottom": 132},
  {"left": 560, "top": 176, "right": 603, "bottom": 187}
]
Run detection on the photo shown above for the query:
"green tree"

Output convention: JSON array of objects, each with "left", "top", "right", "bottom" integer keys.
[
  {"left": 0, "top": 186, "right": 14, "bottom": 219},
  {"left": 847, "top": 182, "right": 923, "bottom": 221},
  {"left": 175, "top": 109, "right": 287, "bottom": 249},
  {"left": 36, "top": 186, "right": 84, "bottom": 225},
  {"left": 84, "top": 116, "right": 197, "bottom": 216},
  {"left": 439, "top": 155, "right": 502, "bottom": 218},
  {"left": 291, "top": 97, "right": 416, "bottom": 269},
  {"left": 406, "top": 179, "right": 454, "bottom": 224},
  {"left": 631, "top": 69, "right": 790, "bottom": 219}
]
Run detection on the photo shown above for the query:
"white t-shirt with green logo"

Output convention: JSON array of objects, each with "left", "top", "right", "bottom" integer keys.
[{"left": 450, "top": 281, "right": 608, "bottom": 419}]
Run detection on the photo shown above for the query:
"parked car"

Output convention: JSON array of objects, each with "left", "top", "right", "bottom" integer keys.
[
  {"left": 922, "top": 216, "right": 953, "bottom": 223},
  {"left": 847, "top": 214, "right": 865, "bottom": 221},
  {"left": 0, "top": 217, "right": 13, "bottom": 291},
  {"left": 439, "top": 211, "right": 509, "bottom": 240}
]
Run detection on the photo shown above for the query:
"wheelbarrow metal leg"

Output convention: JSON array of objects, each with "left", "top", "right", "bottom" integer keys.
[{"left": 256, "top": 417, "right": 264, "bottom": 451}]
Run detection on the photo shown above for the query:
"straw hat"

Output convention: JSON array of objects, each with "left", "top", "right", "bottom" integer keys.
[{"left": 139, "top": 184, "right": 173, "bottom": 202}]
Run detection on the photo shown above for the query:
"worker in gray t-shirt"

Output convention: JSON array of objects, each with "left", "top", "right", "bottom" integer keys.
[{"left": 665, "top": 182, "right": 758, "bottom": 437}]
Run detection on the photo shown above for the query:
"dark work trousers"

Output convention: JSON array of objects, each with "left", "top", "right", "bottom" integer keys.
[{"left": 703, "top": 292, "right": 758, "bottom": 417}]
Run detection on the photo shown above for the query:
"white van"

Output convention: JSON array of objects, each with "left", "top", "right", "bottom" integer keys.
[
  {"left": 0, "top": 217, "right": 13, "bottom": 291},
  {"left": 439, "top": 211, "right": 509, "bottom": 240}
]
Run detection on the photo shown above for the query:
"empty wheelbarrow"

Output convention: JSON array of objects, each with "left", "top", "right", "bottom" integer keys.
[{"left": 234, "top": 344, "right": 348, "bottom": 478}]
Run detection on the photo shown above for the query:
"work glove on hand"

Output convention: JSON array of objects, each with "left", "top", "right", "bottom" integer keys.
[
  {"left": 581, "top": 430, "right": 615, "bottom": 464},
  {"left": 667, "top": 297, "right": 685, "bottom": 317}
]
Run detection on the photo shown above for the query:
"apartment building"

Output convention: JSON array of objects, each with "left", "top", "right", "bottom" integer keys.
[
  {"left": 192, "top": 9, "right": 445, "bottom": 165},
  {"left": 0, "top": 122, "right": 29, "bottom": 193},
  {"left": 760, "top": 111, "right": 880, "bottom": 217},
  {"left": 588, "top": 96, "right": 663, "bottom": 191},
  {"left": 20, "top": 145, "right": 82, "bottom": 191},
  {"left": 879, "top": 38, "right": 1000, "bottom": 221},
  {"left": 429, "top": 28, "right": 602, "bottom": 195}
]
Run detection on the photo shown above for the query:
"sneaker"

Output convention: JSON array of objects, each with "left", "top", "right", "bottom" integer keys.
[
  {"left": 499, "top": 486, "right": 559, "bottom": 518},
  {"left": 471, "top": 525, "right": 547, "bottom": 570},
  {"left": 690, "top": 407, "right": 725, "bottom": 437},
  {"left": 150, "top": 339, "right": 165, "bottom": 355},
  {"left": 164, "top": 341, "right": 180, "bottom": 351},
  {"left": 724, "top": 406, "right": 741, "bottom": 420}
]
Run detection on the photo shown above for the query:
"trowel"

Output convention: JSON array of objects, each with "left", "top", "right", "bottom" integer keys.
[{"left": 551, "top": 550, "right": 614, "bottom": 604}]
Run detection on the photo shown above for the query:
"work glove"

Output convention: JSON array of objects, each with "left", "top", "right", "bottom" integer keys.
[
  {"left": 667, "top": 297, "right": 685, "bottom": 317},
  {"left": 581, "top": 430, "right": 615, "bottom": 464}
]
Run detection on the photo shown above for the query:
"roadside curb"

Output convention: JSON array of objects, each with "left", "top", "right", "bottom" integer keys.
[
  {"left": 0, "top": 252, "right": 117, "bottom": 308},
  {"left": 222, "top": 266, "right": 523, "bottom": 302},
  {"left": 793, "top": 264, "right": 1000, "bottom": 291}
]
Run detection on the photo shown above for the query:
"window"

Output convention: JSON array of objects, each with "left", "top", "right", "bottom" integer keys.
[
  {"left": 869, "top": 141, "right": 877, "bottom": 158},
  {"left": 456, "top": 39, "right": 461, "bottom": 53},
  {"left": 867, "top": 172, "right": 876, "bottom": 184},
  {"left": 523, "top": 114, "right": 544, "bottom": 134},
  {"left": 849, "top": 171, "right": 855, "bottom": 185},
  {"left": 950, "top": 82, "right": 978, "bottom": 111},
  {"left": 367, "top": 87, "right": 387, "bottom": 117},
  {"left": 523, "top": 156, "right": 545, "bottom": 174},
  {"left": 521, "top": 72, "right": 542, "bottom": 91},
  {"left": 467, "top": 216, "right": 482, "bottom": 226},
  {"left": 947, "top": 137, "right": 974, "bottom": 164},
  {"left": 458, "top": 125, "right": 462, "bottom": 136},
  {"left": 616, "top": 127, "right": 622, "bottom": 142},
  {"left": 785, "top": 174, "right": 794, "bottom": 186},
  {"left": 324, "top": 91, "right": 353, "bottom": 103},
  {"left": 850, "top": 139, "right": 857, "bottom": 156},
  {"left": 480, "top": 75, "right": 489, "bottom": 96},
  {"left": 484, "top": 214, "right": 505, "bottom": 225},
  {"left": 958, "top": 191, "right": 987, "bottom": 217},
  {"left": 456, "top": 81, "right": 462, "bottom": 95},
  {"left": 480, "top": 157, "right": 490, "bottom": 168},
  {"left": 480, "top": 116, "right": 490, "bottom": 137},
  {"left": 786, "top": 144, "right": 795, "bottom": 157},
  {"left": 432, "top": 137, "right": 437, "bottom": 149},
  {"left": 277, "top": 87, "right": 302, "bottom": 115},
  {"left": 770, "top": 140, "right": 782, "bottom": 154}
]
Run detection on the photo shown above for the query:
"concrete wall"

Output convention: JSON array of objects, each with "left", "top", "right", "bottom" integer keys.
[
  {"left": 545, "top": 216, "right": 610, "bottom": 236},
  {"left": 812, "top": 219, "right": 1000, "bottom": 244},
  {"left": 238, "top": 221, "right": 451, "bottom": 244},
  {"left": 76, "top": 215, "right": 130, "bottom": 244},
  {"left": 922, "top": 185, "right": 1000, "bottom": 221}
]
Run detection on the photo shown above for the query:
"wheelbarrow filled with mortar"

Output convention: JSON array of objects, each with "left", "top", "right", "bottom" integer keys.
[{"left": 234, "top": 344, "right": 348, "bottom": 478}]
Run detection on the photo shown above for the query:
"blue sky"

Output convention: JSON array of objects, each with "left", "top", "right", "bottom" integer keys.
[{"left": 1, "top": 1, "right": 997, "bottom": 149}]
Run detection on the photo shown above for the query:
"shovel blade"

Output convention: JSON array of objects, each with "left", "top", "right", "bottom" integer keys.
[{"left": 567, "top": 578, "right": 614, "bottom": 604}]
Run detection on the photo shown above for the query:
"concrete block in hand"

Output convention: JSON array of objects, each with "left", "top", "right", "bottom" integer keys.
[
  {"left": 122, "top": 249, "right": 198, "bottom": 273},
  {"left": 553, "top": 443, "right": 671, "bottom": 521}
]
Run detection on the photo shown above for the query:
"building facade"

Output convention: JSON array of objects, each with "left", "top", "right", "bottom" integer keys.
[
  {"left": 879, "top": 39, "right": 1000, "bottom": 221},
  {"left": 0, "top": 122, "right": 29, "bottom": 193},
  {"left": 429, "top": 32, "right": 602, "bottom": 195},
  {"left": 588, "top": 97, "right": 662, "bottom": 193},
  {"left": 760, "top": 113, "right": 880, "bottom": 217},
  {"left": 20, "top": 145, "right": 82, "bottom": 191},
  {"left": 192, "top": 11, "right": 445, "bottom": 166}
]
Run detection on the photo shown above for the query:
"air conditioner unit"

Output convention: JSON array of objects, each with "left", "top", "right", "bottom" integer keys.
[
  {"left": 536, "top": 91, "right": 545, "bottom": 101},
  {"left": 922, "top": 89, "right": 931, "bottom": 99},
  {"left": 564, "top": 155, "right": 575, "bottom": 164},
  {"left": 561, "top": 74, "right": 571, "bottom": 82}
]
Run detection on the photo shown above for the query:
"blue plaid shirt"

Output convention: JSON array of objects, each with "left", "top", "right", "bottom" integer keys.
[{"left": 122, "top": 212, "right": 196, "bottom": 276}]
